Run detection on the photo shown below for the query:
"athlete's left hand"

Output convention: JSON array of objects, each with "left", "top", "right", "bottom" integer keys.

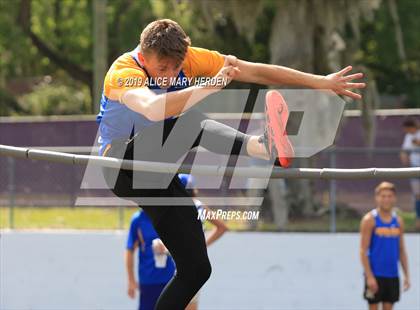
[
  {"left": 403, "top": 277, "right": 410, "bottom": 291},
  {"left": 323, "top": 66, "right": 366, "bottom": 100}
]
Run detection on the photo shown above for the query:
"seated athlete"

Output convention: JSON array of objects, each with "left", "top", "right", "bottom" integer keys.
[{"left": 98, "top": 19, "right": 365, "bottom": 310}]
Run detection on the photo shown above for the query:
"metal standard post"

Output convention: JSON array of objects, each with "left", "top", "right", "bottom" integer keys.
[
  {"left": 8, "top": 157, "right": 15, "bottom": 229},
  {"left": 329, "top": 150, "right": 337, "bottom": 233},
  {"left": 118, "top": 206, "right": 124, "bottom": 230}
]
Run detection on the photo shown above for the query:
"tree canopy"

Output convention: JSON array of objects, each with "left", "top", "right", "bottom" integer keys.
[{"left": 0, "top": 0, "right": 418, "bottom": 116}]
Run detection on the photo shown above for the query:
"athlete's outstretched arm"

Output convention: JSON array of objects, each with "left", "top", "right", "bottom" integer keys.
[{"left": 226, "top": 55, "right": 366, "bottom": 100}]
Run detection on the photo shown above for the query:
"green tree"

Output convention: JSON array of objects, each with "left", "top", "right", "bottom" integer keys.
[{"left": 360, "top": 0, "right": 420, "bottom": 108}]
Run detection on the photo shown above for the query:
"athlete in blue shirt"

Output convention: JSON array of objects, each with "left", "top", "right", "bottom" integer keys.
[
  {"left": 125, "top": 174, "right": 228, "bottom": 310},
  {"left": 360, "top": 182, "right": 410, "bottom": 310},
  {"left": 125, "top": 209, "right": 175, "bottom": 310}
]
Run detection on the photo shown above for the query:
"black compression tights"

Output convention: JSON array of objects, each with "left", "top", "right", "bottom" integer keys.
[{"left": 103, "top": 109, "right": 251, "bottom": 309}]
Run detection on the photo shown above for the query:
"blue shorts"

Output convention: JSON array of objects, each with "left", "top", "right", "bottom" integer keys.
[{"left": 139, "top": 283, "right": 167, "bottom": 310}]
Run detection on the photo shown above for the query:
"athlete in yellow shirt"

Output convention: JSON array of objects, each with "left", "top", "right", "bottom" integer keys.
[{"left": 99, "top": 19, "right": 365, "bottom": 310}]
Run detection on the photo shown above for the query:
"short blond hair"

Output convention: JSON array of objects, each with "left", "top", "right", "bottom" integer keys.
[{"left": 375, "top": 181, "right": 396, "bottom": 195}]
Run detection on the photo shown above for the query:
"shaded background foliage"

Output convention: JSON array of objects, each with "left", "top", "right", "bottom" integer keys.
[{"left": 0, "top": 0, "right": 418, "bottom": 117}]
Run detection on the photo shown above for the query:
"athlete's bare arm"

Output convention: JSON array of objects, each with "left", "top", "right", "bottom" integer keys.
[
  {"left": 121, "top": 59, "right": 238, "bottom": 121},
  {"left": 203, "top": 205, "right": 229, "bottom": 247},
  {"left": 398, "top": 216, "right": 410, "bottom": 291},
  {"left": 225, "top": 55, "right": 366, "bottom": 100},
  {"left": 125, "top": 242, "right": 139, "bottom": 299},
  {"left": 360, "top": 214, "right": 378, "bottom": 293}
]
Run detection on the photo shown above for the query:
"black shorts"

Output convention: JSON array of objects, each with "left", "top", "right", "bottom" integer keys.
[{"left": 364, "top": 276, "right": 400, "bottom": 304}]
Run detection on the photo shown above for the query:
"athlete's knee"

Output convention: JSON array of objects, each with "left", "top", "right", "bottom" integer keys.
[
  {"left": 191, "top": 259, "right": 212, "bottom": 289},
  {"left": 196, "top": 258, "right": 212, "bottom": 284},
  {"left": 177, "top": 256, "right": 212, "bottom": 287},
  {"left": 199, "top": 119, "right": 250, "bottom": 155}
]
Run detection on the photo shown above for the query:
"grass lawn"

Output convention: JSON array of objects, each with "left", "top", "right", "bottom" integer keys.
[
  {"left": 0, "top": 206, "right": 138, "bottom": 230},
  {"left": 0, "top": 207, "right": 418, "bottom": 232},
  {"left": 269, "top": 210, "right": 416, "bottom": 232}
]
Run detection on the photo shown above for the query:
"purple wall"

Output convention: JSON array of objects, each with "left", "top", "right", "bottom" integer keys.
[
  {"left": 0, "top": 114, "right": 418, "bottom": 209},
  {"left": 0, "top": 120, "right": 97, "bottom": 147}
]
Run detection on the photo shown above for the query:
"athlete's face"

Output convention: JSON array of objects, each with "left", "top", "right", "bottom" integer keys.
[
  {"left": 141, "top": 52, "right": 183, "bottom": 88},
  {"left": 375, "top": 189, "right": 396, "bottom": 212}
]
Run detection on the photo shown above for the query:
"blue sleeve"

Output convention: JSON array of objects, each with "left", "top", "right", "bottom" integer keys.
[{"left": 126, "top": 214, "right": 140, "bottom": 250}]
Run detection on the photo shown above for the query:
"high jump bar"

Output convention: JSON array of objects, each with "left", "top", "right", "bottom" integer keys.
[{"left": 0, "top": 144, "right": 419, "bottom": 180}]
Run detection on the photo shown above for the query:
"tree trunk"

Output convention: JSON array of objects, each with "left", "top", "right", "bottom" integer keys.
[
  {"left": 269, "top": 0, "right": 315, "bottom": 219},
  {"left": 387, "top": 0, "right": 407, "bottom": 63}
]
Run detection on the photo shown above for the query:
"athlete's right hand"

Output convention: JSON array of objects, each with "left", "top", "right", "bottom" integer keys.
[
  {"left": 210, "top": 58, "right": 240, "bottom": 89},
  {"left": 127, "top": 279, "right": 139, "bottom": 299},
  {"left": 366, "top": 275, "right": 378, "bottom": 294}
]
